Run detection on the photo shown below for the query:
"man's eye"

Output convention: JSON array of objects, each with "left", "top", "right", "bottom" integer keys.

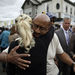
[{"left": 41, "top": 27, "right": 45, "bottom": 30}]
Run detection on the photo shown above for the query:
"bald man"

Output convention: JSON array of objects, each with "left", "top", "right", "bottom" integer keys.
[
  {"left": 7, "top": 14, "right": 75, "bottom": 75},
  {"left": 32, "top": 14, "right": 51, "bottom": 37}
]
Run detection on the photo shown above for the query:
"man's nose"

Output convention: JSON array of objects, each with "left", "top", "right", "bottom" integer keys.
[{"left": 35, "top": 27, "right": 40, "bottom": 33}]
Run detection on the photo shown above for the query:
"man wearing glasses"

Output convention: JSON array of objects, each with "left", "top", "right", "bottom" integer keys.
[{"left": 32, "top": 14, "right": 75, "bottom": 75}]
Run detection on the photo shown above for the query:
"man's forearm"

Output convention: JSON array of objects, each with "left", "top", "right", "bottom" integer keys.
[{"left": 58, "top": 52, "right": 73, "bottom": 66}]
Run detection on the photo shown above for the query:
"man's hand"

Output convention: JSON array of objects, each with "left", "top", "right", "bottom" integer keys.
[{"left": 7, "top": 46, "right": 31, "bottom": 70}]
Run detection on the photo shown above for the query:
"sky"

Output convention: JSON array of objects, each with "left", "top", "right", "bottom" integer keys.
[
  {"left": 70, "top": 0, "right": 75, "bottom": 2},
  {"left": 0, "top": 0, "right": 25, "bottom": 21}
]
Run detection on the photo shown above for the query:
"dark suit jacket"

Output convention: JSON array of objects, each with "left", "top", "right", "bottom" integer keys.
[
  {"left": 55, "top": 28, "right": 72, "bottom": 75},
  {"left": 69, "top": 33, "right": 75, "bottom": 58},
  {"left": 55, "top": 28, "right": 72, "bottom": 54},
  {"left": 69, "top": 33, "right": 75, "bottom": 75}
]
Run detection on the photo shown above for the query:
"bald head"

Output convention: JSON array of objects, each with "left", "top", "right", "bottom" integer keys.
[
  {"left": 32, "top": 14, "right": 51, "bottom": 37},
  {"left": 33, "top": 14, "right": 50, "bottom": 25}
]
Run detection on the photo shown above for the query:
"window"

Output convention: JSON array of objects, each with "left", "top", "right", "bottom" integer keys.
[
  {"left": 56, "top": 3, "right": 60, "bottom": 10},
  {"left": 47, "top": 4, "right": 49, "bottom": 12},
  {"left": 70, "top": 8, "right": 72, "bottom": 15},
  {"left": 29, "top": 12, "right": 31, "bottom": 15},
  {"left": 66, "top": 6, "right": 68, "bottom": 13}
]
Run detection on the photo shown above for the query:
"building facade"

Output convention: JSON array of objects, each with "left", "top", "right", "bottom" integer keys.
[{"left": 23, "top": 0, "right": 75, "bottom": 24}]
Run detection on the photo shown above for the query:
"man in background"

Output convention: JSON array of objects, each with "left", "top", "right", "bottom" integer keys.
[{"left": 55, "top": 18, "right": 72, "bottom": 75}]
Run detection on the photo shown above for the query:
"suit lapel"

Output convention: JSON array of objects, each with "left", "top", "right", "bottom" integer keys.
[{"left": 60, "top": 28, "right": 68, "bottom": 46}]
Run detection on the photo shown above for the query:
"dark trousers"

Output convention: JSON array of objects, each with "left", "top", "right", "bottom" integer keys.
[
  {"left": 58, "top": 63, "right": 71, "bottom": 75},
  {"left": 70, "top": 66, "right": 75, "bottom": 75}
]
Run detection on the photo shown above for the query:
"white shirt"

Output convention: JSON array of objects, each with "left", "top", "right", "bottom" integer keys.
[{"left": 47, "top": 33, "right": 64, "bottom": 75}]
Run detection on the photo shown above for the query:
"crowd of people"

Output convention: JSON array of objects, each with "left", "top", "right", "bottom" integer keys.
[{"left": 0, "top": 13, "right": 75, "bottom": 75}]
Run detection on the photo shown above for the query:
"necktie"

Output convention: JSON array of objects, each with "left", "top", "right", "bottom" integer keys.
[{"left": 66, "top": 31, "right": 69, "bottom": 45}]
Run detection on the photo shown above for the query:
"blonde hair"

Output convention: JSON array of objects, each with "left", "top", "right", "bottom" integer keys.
[{"left": 15, "top": 14, "right": 35, "bottom": 53}]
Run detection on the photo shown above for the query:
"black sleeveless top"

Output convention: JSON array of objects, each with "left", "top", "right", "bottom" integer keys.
[{"left": 7, "top": 26, "right": 54, "bottom": 75}]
